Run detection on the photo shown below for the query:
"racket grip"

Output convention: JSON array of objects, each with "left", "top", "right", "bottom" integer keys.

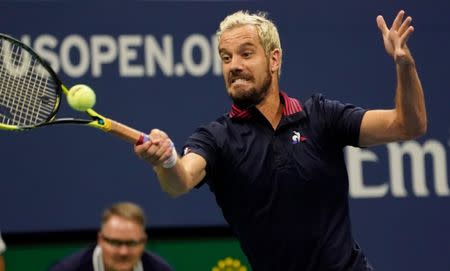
[
  {"left": 136, "top": 133, "right": 150, "bottom": 145},
  {"left": 107, "top": 118, "right": 149, "bottom": 145}
]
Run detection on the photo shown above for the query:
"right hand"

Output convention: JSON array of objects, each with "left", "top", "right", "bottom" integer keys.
[{"left": 134, "top": 129, "right": 175, "bottom": 168}]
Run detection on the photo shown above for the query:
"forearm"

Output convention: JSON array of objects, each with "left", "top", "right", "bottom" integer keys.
[
  {"left": 154, "top": 162, "right": 192, "bottom": 197},
  {"left": 134, "top": 129, "right": 207, "bottom": 196},
  {"left": 359, "top": 11, "right": 427, "bottom": 147},
  {"left": 153, "top": 153, "right": 206, "bottom": 197},
  {"left": 395, "top": 52, "right": 427, "bottom": 138}
]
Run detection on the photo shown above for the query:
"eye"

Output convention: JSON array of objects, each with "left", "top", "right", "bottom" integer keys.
[
  {"left": 242, "top": 51, "right": 253, "bottom": 58},
  {"left": 221, "top": 54, "right": 231, "bottom": 63},
  {"left": 110, "top": 239, "right": 122, "bottom": 247}
]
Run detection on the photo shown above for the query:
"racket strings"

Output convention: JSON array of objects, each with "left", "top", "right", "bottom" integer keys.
[
  {"left": 0, "top": 38, "right": 58, "bottom": 127},
  {"left": 0, "top": 47, "right": 51, "bottom": 126},
  {"left": 0, "top": 45, "right": 56, "bottom": 125}
]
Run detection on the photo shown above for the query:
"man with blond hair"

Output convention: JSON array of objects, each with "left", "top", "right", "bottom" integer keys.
[
  {"left": 50, "top": 202, "right": 173, "bottom": 271},
  {"left": 134, "top": 10, "right": 426, "bottom": 271}
]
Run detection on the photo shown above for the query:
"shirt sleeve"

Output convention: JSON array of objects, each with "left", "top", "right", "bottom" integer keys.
[
  {"left": 183, "top": 121, "right": 222, "bottom": 188},
  {"left": 311, "top": 94, "right": 367, "bottom": 147}
]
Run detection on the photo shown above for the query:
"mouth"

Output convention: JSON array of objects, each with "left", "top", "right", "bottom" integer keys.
[
  {"left": 232, "top": 78, "right": 249, "bottom": 85},
  {"left": 229, "top": 75, "right": 252, "bottom": 86}
]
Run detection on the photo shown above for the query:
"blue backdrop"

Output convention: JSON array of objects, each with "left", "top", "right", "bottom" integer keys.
[{"left": 1, "top": 0, "right": 449, "bottom": 270}]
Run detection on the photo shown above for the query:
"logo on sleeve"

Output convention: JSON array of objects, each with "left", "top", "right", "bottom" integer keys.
[{"left": 291, "top": 131, "right": 307, "bottom": 144}]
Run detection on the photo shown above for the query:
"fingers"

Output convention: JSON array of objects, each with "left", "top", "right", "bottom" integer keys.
[
  {"left": 392, "top": 10, "right": 405, "bottom": 31},
  {"left": 401, "top": 28, "right": 414, "bottom": 48},
  {"left": 377, "top": 10, "right": 415, "bottom": 59},
  {"left": 134, "top": 129, "right": 175, "bottom": 167},
  {"left": 376, "top": 15, "right": 388, "bottom": 34},
  {"left": 149, "top": 129, "right": 166, "bottom": 144},
  {"left": 397, "top": 15, "right": 412, "bottom": 36},
  {"left": 377, "top": 10, "right": 413, "bottom": 36}
]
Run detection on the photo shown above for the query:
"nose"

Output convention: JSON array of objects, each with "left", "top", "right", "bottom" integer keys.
[
  {"left": 118, "top": 244, "right": 130, "bottom": 255},
  {"left": 229, "top": 56, "right": 244, "bottom": 72}
]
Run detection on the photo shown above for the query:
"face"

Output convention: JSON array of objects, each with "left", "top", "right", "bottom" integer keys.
[
  {"left": 219, "top": 24, "right": 276, "bottom": 109},
  {"left": 98, "top": 215, "right": 147, "bottom": 271}
]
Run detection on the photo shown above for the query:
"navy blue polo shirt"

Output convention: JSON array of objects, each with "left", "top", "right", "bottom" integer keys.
[{"left": 184, "top": 92, "right": 374, "bottom": 271}]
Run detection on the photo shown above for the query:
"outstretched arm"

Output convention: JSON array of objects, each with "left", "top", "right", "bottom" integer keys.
[
  {"left": 134, "top": 129, "right": 206, "bottom": 197},
  {"left": 359, "top": 10, "right": 427, "bottom": 147}
]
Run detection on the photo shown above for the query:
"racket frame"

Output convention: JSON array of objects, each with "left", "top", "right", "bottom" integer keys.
[{"left": 0, "top": 33, "right": 148, "bottom": 144}]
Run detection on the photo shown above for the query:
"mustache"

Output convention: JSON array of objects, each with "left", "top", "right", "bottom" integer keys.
[{"left": 228, "top": 71, "right": 253, "bottom": 84}]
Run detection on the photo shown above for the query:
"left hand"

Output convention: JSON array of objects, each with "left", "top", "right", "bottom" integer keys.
[{"left": 377, "top": 10, "right": 415, "bottom": 65}]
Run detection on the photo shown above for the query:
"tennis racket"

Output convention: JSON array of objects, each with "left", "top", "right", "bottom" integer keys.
[{"left": 0, "top": 33, "right": 149, "bottom": 145}]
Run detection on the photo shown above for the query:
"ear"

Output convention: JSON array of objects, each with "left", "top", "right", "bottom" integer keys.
[{"left": 270, "top": 49, "right": 281, "bottom": 74}]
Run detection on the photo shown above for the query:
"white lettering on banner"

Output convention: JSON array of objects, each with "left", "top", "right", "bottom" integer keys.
[
  {"left": 182, "top": 34, "right": 211, "bottom": 77},
  {"left": 60, "top": 35, "right": 90, "bottom": 78},
  {"left": 346, "top": 147, "right": 389, "bottom": 198},
  {"left": 91, "top": 35, "right": 117, "bottom": 77},
  {"left": 346, "top": 139, "right": 450, "bottom": 198},
  {"left": 34, "top": 34, "right": 60, "bottom": 73},
  {"left": 145, "top": 35, "right": 174, "bottom": 76},
  {"left": 211, "top": 35, "right": 222, "bottom": 75},
  {"left": 19, "top": 33, "right": 221, "bottom": 78},
  {"left": 119, "top": 35, "right": 144, "bottom": 77}
]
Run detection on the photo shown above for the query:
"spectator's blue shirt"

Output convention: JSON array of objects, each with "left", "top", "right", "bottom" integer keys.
[{"left": 184, "top": 92, "right": 373, "bottom": 271}]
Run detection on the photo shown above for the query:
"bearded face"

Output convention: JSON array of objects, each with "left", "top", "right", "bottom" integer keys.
[
  {"left": 219, "top": 25, "right": 275, "bottom": 109},
  {"left": 226, "top": 62, "right": 272, "bottom": 109}
]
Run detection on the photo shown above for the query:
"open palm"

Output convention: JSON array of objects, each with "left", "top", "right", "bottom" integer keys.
[{"left": 377, "top": 10, "right": 415, "bottom": 65}]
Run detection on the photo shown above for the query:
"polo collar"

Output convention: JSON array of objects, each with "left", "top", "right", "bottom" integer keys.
[{"left": 229, "top": 91, "right": 303, "bottom": 119}]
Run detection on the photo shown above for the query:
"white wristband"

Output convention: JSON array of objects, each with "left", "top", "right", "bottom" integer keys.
[{"left": 162, "top": 142, "right": 178, "bottom": 168}]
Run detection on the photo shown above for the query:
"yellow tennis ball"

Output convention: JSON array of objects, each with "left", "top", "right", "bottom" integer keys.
[{"left": 67, "top": 84, "right": 96, "bottom": 111}]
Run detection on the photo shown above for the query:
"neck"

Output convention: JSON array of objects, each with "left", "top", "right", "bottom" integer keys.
[{"left": 256, "top": 85, "right": 282, "bottom": 129}]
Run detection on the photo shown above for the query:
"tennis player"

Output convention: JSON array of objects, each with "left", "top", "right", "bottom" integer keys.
[{"left": 134, "top": 10, "right": 426, "bottom": 271}]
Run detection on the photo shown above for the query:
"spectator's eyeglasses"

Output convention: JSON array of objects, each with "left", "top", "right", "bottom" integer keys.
[{"left": 100, "top": 234, "right": 146, "bottom": 248}]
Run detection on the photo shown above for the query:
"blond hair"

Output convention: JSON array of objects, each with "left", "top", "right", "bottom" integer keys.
[
  {"left": 101, "top": 202, "right": 146, "bottom": 228},
  {"left": 217, "top": 10, "right": 282, "bottom": 76}
]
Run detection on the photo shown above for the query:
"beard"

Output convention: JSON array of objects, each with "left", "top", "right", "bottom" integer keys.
[{"left": 227, "top": 65, "right": 272, "bottom": 109}]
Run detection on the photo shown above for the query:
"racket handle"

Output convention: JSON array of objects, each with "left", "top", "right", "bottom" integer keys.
[{"left": 107, "top": 118, "right": 149, "bottom": 145}]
